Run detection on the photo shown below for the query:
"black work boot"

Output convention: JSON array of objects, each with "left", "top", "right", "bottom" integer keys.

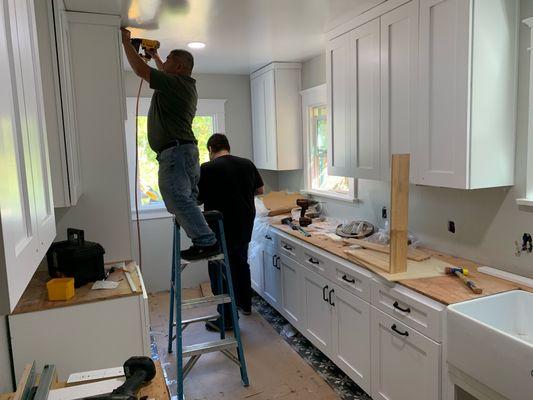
[{"left": 180, "top": 242, "right": 219, "bottom": 261}]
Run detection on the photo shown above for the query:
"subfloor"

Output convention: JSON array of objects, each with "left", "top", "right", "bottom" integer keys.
[{"left": 148, "top": 287, "right": 371, "bottom": 400}]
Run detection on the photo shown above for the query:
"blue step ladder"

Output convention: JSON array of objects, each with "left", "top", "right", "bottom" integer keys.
[{"left": 167, "top": 210, "right": 249, "bottom": 400}]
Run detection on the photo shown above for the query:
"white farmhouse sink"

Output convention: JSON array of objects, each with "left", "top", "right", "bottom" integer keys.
[{"left": 447, "top": 290, "right": 533, "bottom": 400}]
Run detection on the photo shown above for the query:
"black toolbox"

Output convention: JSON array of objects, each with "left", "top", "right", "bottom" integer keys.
[{"left": 47, "top": 228, "right": 106, "bottom": 287}]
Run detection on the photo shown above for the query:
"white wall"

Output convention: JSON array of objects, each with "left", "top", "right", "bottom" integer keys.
[
  {"left": 279, "top": 0, "right": 533, "bottom": 279},
  {"left": 124, "top": 71, "right": 278, "bottom": 292}
]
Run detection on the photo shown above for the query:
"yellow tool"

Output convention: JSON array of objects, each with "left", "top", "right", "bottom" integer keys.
[{"left": 130, "top": 38, "right": 160, "bottom": 61}]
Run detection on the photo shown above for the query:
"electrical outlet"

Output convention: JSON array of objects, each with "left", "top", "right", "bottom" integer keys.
[
  {"left": 448, "top": 220, "right": 456, "bottom": 234},
  {"left": 382, "top": 206, "right": 387, "bottom": 219}
]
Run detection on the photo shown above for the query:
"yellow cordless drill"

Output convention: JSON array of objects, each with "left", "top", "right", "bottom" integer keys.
[{"left": 130, "top": 38, "right": 160, "bottom": 61}]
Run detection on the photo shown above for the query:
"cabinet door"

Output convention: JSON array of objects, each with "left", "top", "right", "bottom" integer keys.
[
  {"left": 302, "top": 267, "right": 332, "bottom": 355},
  {"left": 52, "top": 2, "right": 82, "bottom": 205},
  {"left": 249, "top": 244, "right": 263, "bottom": 294},
  {"left": 327, "top": 32, "right": 352, "bottom": 177},
  {"left": 351, "top": 18, "right": 381, "bottom": 180},
  {"left": 417, "top": 0, "right": 470, "bottom": 188},
  {"left": 279, "top": 255, "right": 303, "bottom": 329},
  {"left": 251, "top": 75, "right": 267, "bottom": 169},
  {"left": 262, "top": 246, "right": 281, "bottom": 310},
  {"left": 380, "top": 1, "right": 418, "bottom": 182},
  {"left": 371, "top": 308, "right": 440, "bottom": 400},
  {"left": 0, "top": 0, "right": 55, "bottom": 313},
  {"left": 251, "top": 71, "right": 277, "bottom": 170},
  {"left": 331, "top": 285, "right": 371, "bottom": 393}
]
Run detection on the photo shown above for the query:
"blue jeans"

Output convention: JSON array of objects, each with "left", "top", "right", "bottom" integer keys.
[{"left": 158, "top": 144, "right": 216, "bottom": 247}]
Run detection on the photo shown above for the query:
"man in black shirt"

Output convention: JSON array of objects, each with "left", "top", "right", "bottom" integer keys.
[{"left": 198, "top": 134, "right": 264, "bottom": 328}]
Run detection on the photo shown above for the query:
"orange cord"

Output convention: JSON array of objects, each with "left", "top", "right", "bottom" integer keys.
[{"left": 134, "top": 78, "right": 143, "bottom": 270}]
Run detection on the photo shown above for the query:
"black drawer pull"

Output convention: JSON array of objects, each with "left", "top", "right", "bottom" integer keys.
[
  {"left": 328, "top": 289, "right": 335, "bottom": 306},
  {"left": 282, "top": 244, "right": 294, "bottom": 251},
  {"left": 393, "top": 301, "right": 411, "bottom": 313},
  {"left": 322, "top": 285, "right": 329, "bottom": 302},
  {"left": 308, "top": 257, "right": 320, "bottom": 265},
  {"left": 391, "top": 324, "right": 409, "bottom": 337},
  {"left": 265, "top": 235, "right": 272, "bottom": 240},
  {"left": 342, "top": 275, "right": 355, "bottom": 284}
]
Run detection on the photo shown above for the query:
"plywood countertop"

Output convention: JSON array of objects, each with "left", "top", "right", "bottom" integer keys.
[
  {"left": 11, "top": 261, "right": 143, "bottom": 315},
  {"left": 268, "top": 219, "right": 532, "bottom": 305}
]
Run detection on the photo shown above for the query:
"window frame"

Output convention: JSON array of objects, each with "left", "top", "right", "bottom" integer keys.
[
  {"left": 124, "top": 98, "right": 227, "bottom": 220},
  {"left": 301, "top": 84, "right": 356, "bottom": 202},
  {"left": 517, "top": 17, "right": 533, "bottom": 207}
]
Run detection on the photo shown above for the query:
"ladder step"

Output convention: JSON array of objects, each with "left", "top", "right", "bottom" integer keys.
[
  {"left": 183, "top": 338, "right": 238, "bottom": 358},
  {"left": 181, "top": 294, "right": 231, "bottom": 310},
  {"left": 181, "top": 313, "right": 219, "bottom": 325}
]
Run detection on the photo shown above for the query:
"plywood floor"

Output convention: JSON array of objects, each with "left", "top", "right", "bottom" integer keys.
[{"left": 149, "top": 289, "right": 340, "bottom": 400}]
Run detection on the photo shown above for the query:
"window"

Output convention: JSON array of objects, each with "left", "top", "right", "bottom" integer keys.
[
  {"left": 125, "top": 98, "right": 226, "bottom": 219},
  {"left": 302, "top": 85, "right": 355, "bottom": 201}
]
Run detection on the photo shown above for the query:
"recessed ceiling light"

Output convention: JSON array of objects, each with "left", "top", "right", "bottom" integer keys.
[{"left": 187, "top": 42, "right": 206, "bottom": 49}]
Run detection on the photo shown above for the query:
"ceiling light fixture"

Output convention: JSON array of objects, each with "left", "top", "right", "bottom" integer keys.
[{"left": 187, "top": 42, "right": 206, "bottom": 49}]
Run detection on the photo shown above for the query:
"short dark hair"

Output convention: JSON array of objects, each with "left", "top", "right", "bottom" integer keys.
[
  {"left": 170, "top": 49, "right": 194, "bottom": 71},
  {"left": 207, "top": 133, "right": 231, "bottom": 153}
]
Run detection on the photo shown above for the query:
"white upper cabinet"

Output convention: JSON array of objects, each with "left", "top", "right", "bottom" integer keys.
[
  {"left": 35, "top": 0, "right": 82, "bottom": 207},
  {"left": 327, "top": 0, "right": 518, "bottom": 188},
  {"left": 0, "top": 0, "right": 56, "bottom": 314},
  {"left": 350, "top": 19, "right": 381, "bottom": 180},
  {"left": 250, "top": 62, "right": 302, "bottom": 171},
  {"left": 380, "top": 1, "right": 418, "bottom": 182},
  {"left": 417, "top": 0, "right": 518, "bottom": 189}
]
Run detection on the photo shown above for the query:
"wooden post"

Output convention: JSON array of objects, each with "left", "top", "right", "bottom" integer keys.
[{"left": 389, "top": 154, "right": 410, "bottom": 274}]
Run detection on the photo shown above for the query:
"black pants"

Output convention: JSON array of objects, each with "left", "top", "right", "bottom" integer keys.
[{"left": 208, "top": 243, "right": 251, "bottom": 325}]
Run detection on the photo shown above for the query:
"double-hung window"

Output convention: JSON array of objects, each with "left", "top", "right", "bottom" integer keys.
[
  {"left": 301, "top": 84, "right": 355, "bottom": 201},
  {"left": 125, "top": 98, "right": 226, "bottom": 219}
]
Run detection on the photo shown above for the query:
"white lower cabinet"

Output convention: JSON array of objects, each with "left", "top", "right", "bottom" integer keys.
[
  {"left": 252, "top": 231, "right": 443, "bottom": 400},
  {"left": 302, "top": 267, "right": 332, "bottom": 354},
  {"left": 249, "top": 243, "right": 264, "bottom": 295},
  {"left": 262, "top": 245, "right": 281, "bottom": 309},
  {"left": 279, "top": 255, "right": 303, "bottom": 329},
  {"left": 371, "top": 307, "right": 441, "bottom": 400},
  {"left": 331, "top": 285, "right": 371, "bottom": 393}
]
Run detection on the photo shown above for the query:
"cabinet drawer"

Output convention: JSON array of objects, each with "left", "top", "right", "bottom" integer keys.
[
  {"left": 261, "top": 228, "right": 278, "bottom": 248},
  {"left": 301, "top": 247, "right": 331, "bottom": 278},
  {"left": 277, "top": 234, "right": 302, "bottom": 261},
  {"left": 332, "top": 259, "right": 372, "bottom": 302},
  {"left": 371, "top": 280, "right": 444, "bottom": 342},
  {"left": 371, "top": 307, "right": 441, "bottom": 400}
]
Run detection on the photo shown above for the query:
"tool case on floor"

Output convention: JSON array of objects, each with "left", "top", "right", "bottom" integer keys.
[{"left": 47, "top": 228, "right": 105, "bottom": 287}]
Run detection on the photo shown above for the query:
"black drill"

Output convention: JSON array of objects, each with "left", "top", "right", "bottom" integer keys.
[{"left": 82, "top": 357, "right": 156, "bottom": 400}]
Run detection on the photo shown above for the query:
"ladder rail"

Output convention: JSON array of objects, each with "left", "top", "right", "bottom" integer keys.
[{"left": 167, "top": 215, "right": 250, "bottom": 400}]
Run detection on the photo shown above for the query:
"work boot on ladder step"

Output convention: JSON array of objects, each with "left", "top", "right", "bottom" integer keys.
[{"left": 180, "top": 241, "right": 220, "bottom": 261}]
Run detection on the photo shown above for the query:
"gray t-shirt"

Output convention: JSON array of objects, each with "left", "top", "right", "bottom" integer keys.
[{"left": 147, "top": 68, "right": 197, "bottom": 153}]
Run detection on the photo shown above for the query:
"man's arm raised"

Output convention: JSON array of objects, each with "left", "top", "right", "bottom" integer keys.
[
  {"left": 146, "top": 49, "right": 164, "bottom": 71},
  {"left": 121, "top": 28, "right": 150, "bottom": 82}
]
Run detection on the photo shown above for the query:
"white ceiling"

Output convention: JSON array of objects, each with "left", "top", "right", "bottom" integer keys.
[{"left": 64, "top": 0, "right": 385, "bottom": 74}]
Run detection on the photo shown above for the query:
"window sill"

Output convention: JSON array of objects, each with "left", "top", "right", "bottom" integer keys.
[
  {"left": 131, "top": 207, "right": 174, "bottom": 221},
  {"left": 302, "top": 189, "right": 358, "bottom": 203},
  {"left": 516, "top": 198, "right": 533, "bottom": 207}
]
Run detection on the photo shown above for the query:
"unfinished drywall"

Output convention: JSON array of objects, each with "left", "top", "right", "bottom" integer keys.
[
  {"left": 124, "top": 71, "right": 277, "bottom": 291},
  {"left": 280, "top": 1, "right": 533, "bottom": 279}
]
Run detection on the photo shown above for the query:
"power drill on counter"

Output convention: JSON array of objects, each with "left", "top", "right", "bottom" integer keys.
[{"left": 130, "top": 38, "right": 160, "bottom": 61}]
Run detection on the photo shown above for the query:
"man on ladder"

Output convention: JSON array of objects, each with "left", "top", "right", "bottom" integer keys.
[
  {"left": 121, "top": 28, "right": 218, "bottom": 260},
  {"left": 121, "top": 30, "right": 249, "bottom": 399}
]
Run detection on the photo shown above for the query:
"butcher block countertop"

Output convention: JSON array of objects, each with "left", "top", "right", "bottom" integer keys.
[
  {"left": 11, "top": 261, "right": 143, "bottom": 315},
  {"left": 268, "top": 218, "right": 532, "bottom": 305}
]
